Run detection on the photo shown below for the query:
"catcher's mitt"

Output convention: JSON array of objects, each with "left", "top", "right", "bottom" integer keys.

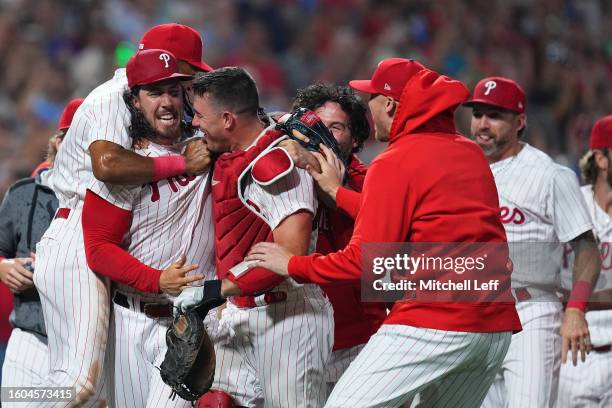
[
  {"left": 160, "top": 310, "right": 215, "bottom": 401},
  {"left": 276, "top": 107, "right": 348, "bottom": 173}
]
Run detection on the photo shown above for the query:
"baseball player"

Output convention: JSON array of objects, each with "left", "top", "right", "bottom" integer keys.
[
  {"left": 81, "top": 49, "right": 216, "bottom": 408},
  {"left": 0, "top": 99, "right": 82, "bottom": 404},
  {"left": 558, "top": 115, "right": 612, "bottom": 407},
  {"left": 290, "top": 83, "right": 386, "bottom": 391},
  {"left": 462, "top": 77, "right": 601, "bottom": 408},
  {"left": 246, "top": 58, "right": 521, "bottom": 408},
  {"left": 183, "top": 67, "right": 333, "bottom": 407},
  {"left": 30, "top": 24, "right": 213, "bottom": 407}
]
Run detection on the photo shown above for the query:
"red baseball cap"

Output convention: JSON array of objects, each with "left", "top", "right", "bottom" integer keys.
[
  {"left": 464, "top": 77, "right": 526, "bottom": 113},
  {"left": 126, "top": 49, "right": 193, "bottom": 89},
  {"left": 139, "top": 23, "right": 213, "bottom": 72},
  {"left": 590, "top": 115, "right": 612, "bottom": 149},
  {"left": 58, "top": 98, "right": 84, "bottom": 131},
  {"left": 349, "top": 58, "right": 425, "bottom": 101}
]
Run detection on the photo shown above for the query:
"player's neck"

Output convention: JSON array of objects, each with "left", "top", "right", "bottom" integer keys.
[
  {"left": 593, "top": 177, "right": 612, "bottom": 216},
  {"left": 489, "top": 141, "right": 523, "bottom": 164},
  {"left": 231, "top": 119, "right": 266, "bottom": 151}
]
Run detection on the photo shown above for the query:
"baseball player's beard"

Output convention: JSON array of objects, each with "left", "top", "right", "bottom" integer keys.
[
  {"left": 128, "top": 107, "right": 192, "bottom": 147},
  {"left": 476, "top": 132, "right": 512, "bottom": 162}
]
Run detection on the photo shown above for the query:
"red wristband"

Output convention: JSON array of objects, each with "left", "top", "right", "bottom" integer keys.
[
  {"left": 567, "top": 281, "right": 592, "bottom": 312},
  {"left": 0, "top": 256, "right": 5, "bottom": 262},
  {"left": 152, "top": 155, "right": 186, "bottom": 182}
]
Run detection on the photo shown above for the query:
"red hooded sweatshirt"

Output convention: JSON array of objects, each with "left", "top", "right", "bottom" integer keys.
[{"left": 288, "top": 69, "right": 522, "bottom": 332}]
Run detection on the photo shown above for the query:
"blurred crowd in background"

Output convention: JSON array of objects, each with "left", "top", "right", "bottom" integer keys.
[
  {"left": 0, "top": 0, "right": 611, "bottom": 196},
  {"left": 0, "top": 0, "right": 611, "bottom": 381}
]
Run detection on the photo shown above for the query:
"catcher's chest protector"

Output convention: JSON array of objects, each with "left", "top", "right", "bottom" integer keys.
[{"left": 211, "top": 129, "right": 285, "bottom": 279}]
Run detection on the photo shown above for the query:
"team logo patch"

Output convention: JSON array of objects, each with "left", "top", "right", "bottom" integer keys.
[
  {"left": 484, "top": 80, "right": 497, "bottom": 95},
  {"left": 159, "top": 53, "right": 171, "bottom": 68},
  {"left": 384, "top": 83, "right": 391, "bottom": 91}
]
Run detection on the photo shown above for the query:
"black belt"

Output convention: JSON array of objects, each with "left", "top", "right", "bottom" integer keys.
[{"left": 113, "top": 292, "right": 173, "bottom": 318}]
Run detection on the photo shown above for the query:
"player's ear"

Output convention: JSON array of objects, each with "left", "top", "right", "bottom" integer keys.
[
  {"left": 517, "top": 113, "right": 527, "bottom": 133},
  {"left": 594, "top": 149, "right": 609, "bottom": 171},
  {"left": 385, "top": 97, "right": 398, "bottom": 117},
  {"left": 132, "top": 94, "right": 141, "bottom": 110},
  {"left": 222, "top": 111, "right": 234, "bottom": 131}
]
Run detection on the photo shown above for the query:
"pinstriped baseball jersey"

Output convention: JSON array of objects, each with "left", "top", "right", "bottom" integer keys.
[
  {"left": 560, "top": 185, "right": 612, "bottom": 346},
  {"left": 558, "top": 185, "right": 612, "bottom": 407},
  {"left": 87, "top": 139, "right": 215, "bottom": 299},
  {"left": 49, "top": 69, "right": 130, "bottom": 209},
  {"left": 492, "top": 143, "right": 592, "bottom": 290}
]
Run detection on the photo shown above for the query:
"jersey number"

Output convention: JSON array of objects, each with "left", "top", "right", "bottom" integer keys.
[{"left": 148, "top": 175, "right": 196, "bottom": 202}]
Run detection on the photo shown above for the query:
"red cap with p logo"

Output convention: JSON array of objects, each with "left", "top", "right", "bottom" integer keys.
[
  {"left": 126, "top": 49, "right": 193, "bottom": 89},
  {"left": 464, "top": 77, "right": 526, "bottom": 113}
]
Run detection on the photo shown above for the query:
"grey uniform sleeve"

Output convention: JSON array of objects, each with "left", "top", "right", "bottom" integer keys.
[{"left": 0, "top": 188, "right": 17, "bottom": 258}]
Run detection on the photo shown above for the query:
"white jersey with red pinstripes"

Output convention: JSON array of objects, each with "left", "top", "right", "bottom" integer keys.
[
  {"left": 491, "top": 142, "right": 592, "bottom": 290},
  {"left": 49, "top": 68, "right": 130, "bottom": 209},
  {"left": 87, "top": 138, "right": 215, "bottom": 299},
  {"left": 558, "top": 185, "right": 612, "bottom": 407},
  {"left": 560, "top": 185, "right": 612, "bottom": 345}
]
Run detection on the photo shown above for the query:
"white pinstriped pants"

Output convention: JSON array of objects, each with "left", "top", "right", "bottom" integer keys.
[
  {"left": 31, "top": 209, "right": 110, "bottom": 407},
  {"left": 1, "top": 328, "right": 50, "bottom": 407},
  {"left": 325, "top": 324, "right": 512, "bottom": 408},
  {"left": 212, "top": 285, "right": 334, "bottom": 408},
  {"left": 558, "top": 345, "right": 612, "bottom": 407},
  {"left": 481, "top": 301, "right": 562, "bottom": 408},
  {"left": 325, "top": 343, "right": 365, "bottom": 394},
  {"left": 106, "top": 292, "right": 194, "bottom": 408}
]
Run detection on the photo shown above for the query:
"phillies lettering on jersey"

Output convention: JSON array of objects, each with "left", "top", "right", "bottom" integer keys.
[
  {"left": 491, "top": 143, "right": 592, "bottom": 289},
  {"left": 148, "top": 175, "right": 196, "bottom": 202},
  {"left": 500, "top": 206, "right": 525, "bottom": 225}
]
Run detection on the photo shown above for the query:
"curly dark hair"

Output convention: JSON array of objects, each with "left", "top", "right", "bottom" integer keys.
[
  {"left": 291, "top": 83, "right": 370, "bottom": 153},
  {"left": 123, "top": 87, "right": 194, "bottom": 147}
]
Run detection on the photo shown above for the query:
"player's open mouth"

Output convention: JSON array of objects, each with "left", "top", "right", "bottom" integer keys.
[
  {"left": 476, "top": 134, "right": 493, "bottom": 143},
  {"left": 158, "top": 113, "right": 178, "bottom": 125}
]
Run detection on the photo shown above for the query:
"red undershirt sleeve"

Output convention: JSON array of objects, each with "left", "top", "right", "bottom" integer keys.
[{"left": 82, "top": 189, "right": 161, "bottom": 293}]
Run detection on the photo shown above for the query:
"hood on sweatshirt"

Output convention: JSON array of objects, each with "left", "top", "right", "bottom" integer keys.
[{"left": 389, "top": 69, "right": 469, "bottom": 143}]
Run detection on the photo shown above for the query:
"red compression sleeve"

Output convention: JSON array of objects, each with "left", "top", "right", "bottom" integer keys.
[
  {"left": 82, "top": 190, "right": 161, "bottom": 293},
  {"left": 336, "top": 187, "right": 361, "bottom": 220},
  {"left": 152, "top": 155, "right": 186, "bottom": 182},
  {"left": 227, "top": 266, "right": 286, "bottom": 295},
  {"left": 567, "top": 281, "right": 592, "bottom": 312}
]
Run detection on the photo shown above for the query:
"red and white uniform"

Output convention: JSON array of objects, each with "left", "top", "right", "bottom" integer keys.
[
  {"left": 558, "top": 185, "right": 612, "bottom": 407},
  {"left": 32, "top": 68, "right": 130, "bottom": 407},
  {"left": 211, "top": 128, "right": 333, "bottom": 407},
  {"left": 285, "top": 69, "right": 520, "bottom": 407},
  {"left": 85, "top": 139, "right": 215, "bottom": 407},
  {"left": 482, "top": 143, "right": 593, "bottom": 408},
  {"left": 316, "top": 156, "right": 386, "bottom": 390}
]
